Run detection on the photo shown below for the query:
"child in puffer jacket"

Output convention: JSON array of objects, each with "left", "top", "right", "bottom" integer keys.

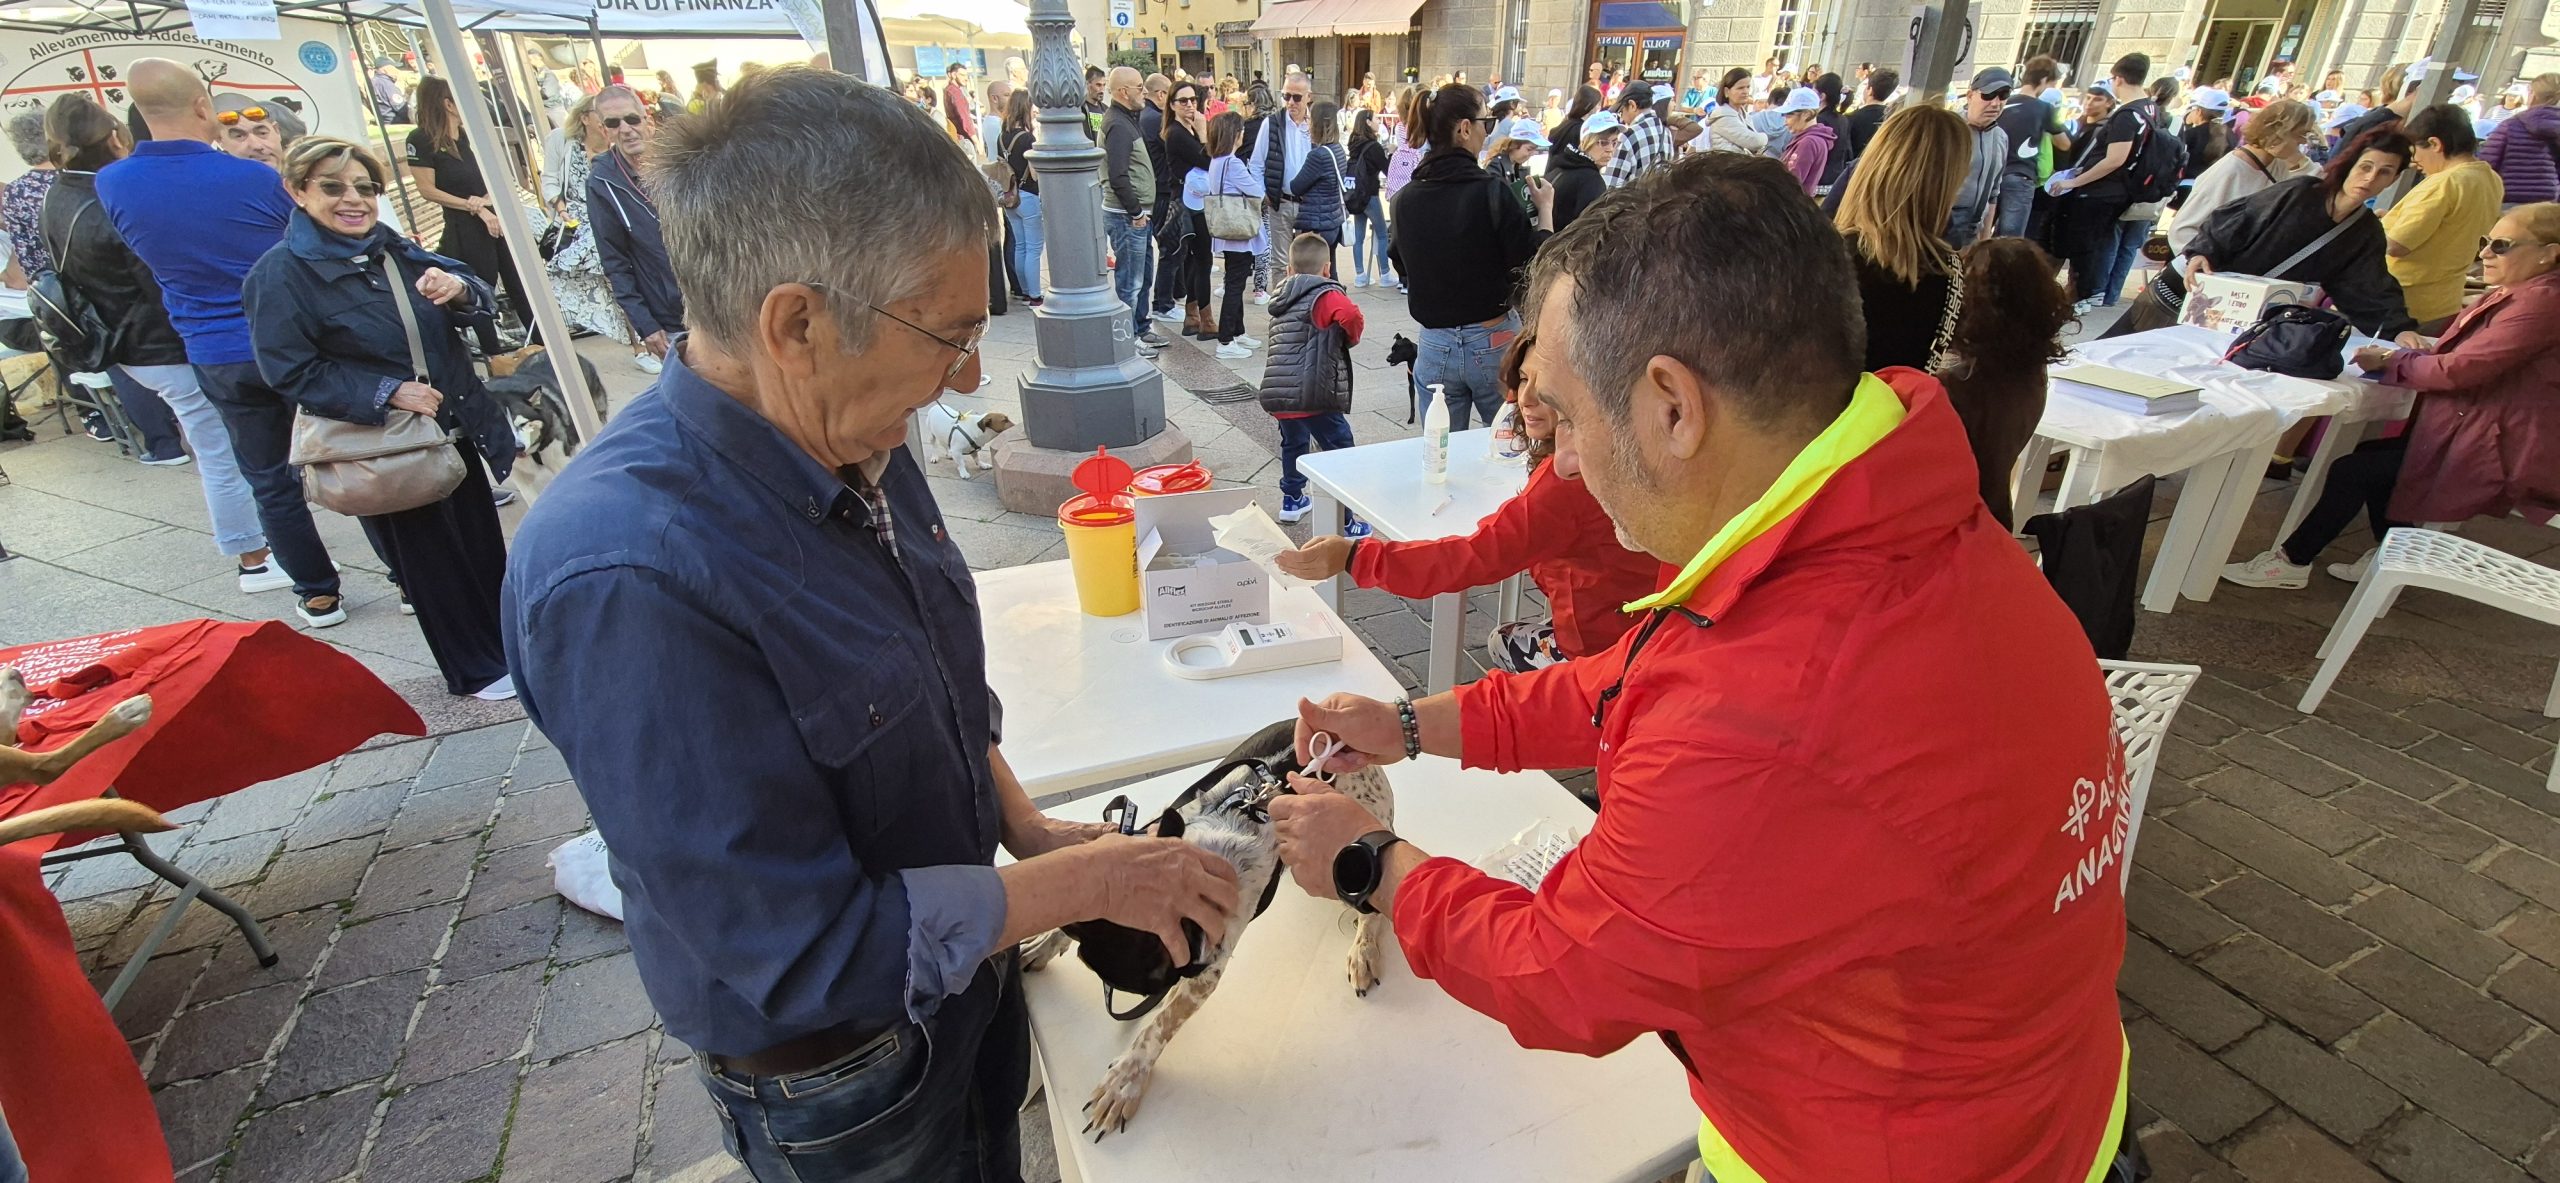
[{"left": 1258, "top": 233, "right": 1364, "bottom": 529}]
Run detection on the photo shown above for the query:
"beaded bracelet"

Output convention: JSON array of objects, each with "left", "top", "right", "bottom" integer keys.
[{"left": 1395, "top": 696, "right": 1421, "bottom": 760}]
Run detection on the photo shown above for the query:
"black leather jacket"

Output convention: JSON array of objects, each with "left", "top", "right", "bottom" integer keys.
[{"left": 40, "top": 170, "right": 187, "bottom": 367}]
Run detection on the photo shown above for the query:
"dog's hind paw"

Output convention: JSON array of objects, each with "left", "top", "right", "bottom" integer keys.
[
  {"left": 1082, "top": 1054, "right": 1155, "bottom": 1140},
  {"left": 1021, "top": 929, "right": 1070, "bottom": 972}
]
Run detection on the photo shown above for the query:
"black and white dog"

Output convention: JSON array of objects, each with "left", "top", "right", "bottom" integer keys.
[{"left": 1025, "top": 720, "right": 1395, "bottom": 1138}]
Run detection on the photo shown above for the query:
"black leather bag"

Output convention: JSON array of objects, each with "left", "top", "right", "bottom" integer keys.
[{"left": 2225, "top": 302, "right": 2353, "bottom": 381}]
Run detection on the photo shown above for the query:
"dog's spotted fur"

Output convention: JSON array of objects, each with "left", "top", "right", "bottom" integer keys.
[{"left": 1036, "top": 725, "right": 1393, "bottom": 1139}]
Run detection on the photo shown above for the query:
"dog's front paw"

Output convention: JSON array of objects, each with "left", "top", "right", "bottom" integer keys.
[
  {"left": 1082, "top": 1052, "right": 1156, "bottom": 1140},
  {"left": 1349, "top": 911, "right": 1388, "bottom": 997},
  {"left": 100, "top": 695, "right": 153, "bottom": 735},
  {"left": 1020, "top": 929, "right": 1070, "bottom": 972}
]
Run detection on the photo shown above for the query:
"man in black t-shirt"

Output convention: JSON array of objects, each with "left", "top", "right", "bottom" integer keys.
[
  {"left": 1992, "top": 56, "right": 2071, "bottom": 237},
  {"left": 1843, "top": 67, "right": 1895, "bottom": 161},
  {"left": 2048, "top": 52, "right": 2155, "bottom": 303}
]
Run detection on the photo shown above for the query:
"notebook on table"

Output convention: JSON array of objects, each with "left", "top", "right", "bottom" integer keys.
[{"left": 2051, "top": 364, "right": 2204, "bottom": 416}]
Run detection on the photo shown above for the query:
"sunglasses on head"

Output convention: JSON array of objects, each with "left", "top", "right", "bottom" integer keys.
[
  {"left": 601, "top": 113, "right": 645, "bottom": 128},
  {"left": 216, "top": 106, "right": 267, "bottom": 125},
  {"left": 2482, "top": 236, "right": 2541, "bottom": 256},
  {"left": 314, "top": 178, "right": 381, "bottom": 199}
]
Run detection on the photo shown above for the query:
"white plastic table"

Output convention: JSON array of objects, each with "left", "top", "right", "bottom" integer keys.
[
  {"left": 1298, "top": 430, "right": 1532, "bottom": 692},
  {"left": 976, "top": 560, "right": 1407, "bottom": 802},
  {"left": 1024, "top": 755, "right": 1701, "bottom": 1183}
]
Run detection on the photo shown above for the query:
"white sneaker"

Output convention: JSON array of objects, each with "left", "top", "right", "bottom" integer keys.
[
  {"left": 2327, "top": 548, "right": 2375, "bottom": 584},
  {"left": 1215, "top": 342, "right": 1252, "bottom": 359},
  {"left": 633, "top": 353, "right": 664, "bottom": 375},
  {"left": 1233, "top": 335, "right": 1262, "bottom": 350},
  {"left": 1253, "top": 290, "right": 1272, "bottom": 306},
  {"left": 1151, "top": 307, "right": 1183, "bottom": 325},
  {"left": 471, "top": 674, "right": 517, "bottom": 701},
  {"left": 296, "top": 594, "right": 348, "bottom": 628},
  {"left": 237, "top": 562, "right": 293, "bottom": 594},
  {"left": 2221, "top": 548, "right": 2310, "bottom": 590}
]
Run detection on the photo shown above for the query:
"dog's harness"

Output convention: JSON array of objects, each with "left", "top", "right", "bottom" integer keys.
[{"left": 1078, "top": 735, "right": 1347, "bottom": 1022}]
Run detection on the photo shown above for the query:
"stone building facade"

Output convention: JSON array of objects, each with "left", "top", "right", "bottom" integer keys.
[{"left": 1266, "top": 0, "right": 2548, "bottom": 109}]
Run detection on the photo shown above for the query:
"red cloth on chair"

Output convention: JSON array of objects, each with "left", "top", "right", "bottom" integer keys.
[
  {"left": 0, "top": 845, "right": 173, "bottom": 1181},
  {"left": 2, "top": 619, "right": 426, "bottom": 848}
]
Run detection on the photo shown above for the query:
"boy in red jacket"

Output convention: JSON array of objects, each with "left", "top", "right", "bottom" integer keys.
[{"left": 1259, "top": 233, "right": 1367, "bottom": 532}]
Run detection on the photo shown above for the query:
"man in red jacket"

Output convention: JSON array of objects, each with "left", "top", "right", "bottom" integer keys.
[{"left": 1271, "top": 153, "right": 2135, "bottom": 1182}]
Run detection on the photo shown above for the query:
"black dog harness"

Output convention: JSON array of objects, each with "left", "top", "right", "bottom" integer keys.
[{"left": 1071, "top": 754, "right": 1310, "bottom": 1021}]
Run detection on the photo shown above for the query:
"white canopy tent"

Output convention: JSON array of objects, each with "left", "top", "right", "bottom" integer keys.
[{"left": 0, "top": 0, "right": 892, "bottom": 448}]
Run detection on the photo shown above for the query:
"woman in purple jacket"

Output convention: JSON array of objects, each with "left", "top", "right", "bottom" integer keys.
[
  {"left": 2481, "top": 74, "right": 2560, "bottom": 207},
  {"left": 2224, "top": 202, "right": 2560, "bottom": 589}
]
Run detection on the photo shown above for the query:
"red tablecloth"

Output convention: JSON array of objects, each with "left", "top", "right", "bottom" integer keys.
[
  {"left": 2, "top": 620, "right": 425, "bottom": 850},
  {"left": 0, "top": 844, "right": 171, "bottom": 1181}
]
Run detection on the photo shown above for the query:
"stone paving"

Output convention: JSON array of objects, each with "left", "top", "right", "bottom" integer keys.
[{"left": 19, "top": 277, "right": 2560, "bottom": 1181}]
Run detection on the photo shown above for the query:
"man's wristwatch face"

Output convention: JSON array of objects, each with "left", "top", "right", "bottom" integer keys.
[{"left": 1331, "top": 831, "right": 1400, "bottom": 914}]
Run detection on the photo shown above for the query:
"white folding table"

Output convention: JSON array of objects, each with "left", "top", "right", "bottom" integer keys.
[
  {"left": 1298, "top": 430, "right": 1532, "bottom": 693},
  {"left": 976, "top": 560, "right": 1407, "bottom": 802},
  {"left": 1024, "top": 755, "right": 1701, "bottom": 1183}
]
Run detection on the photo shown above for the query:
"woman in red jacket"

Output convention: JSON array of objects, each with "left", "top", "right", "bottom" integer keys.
[
  {"left": 2224, "top": 201, "right": 2560, "bottom": 589},
  {"left": 1274, "top": 332, "right": 1663, "bottom": 670}
]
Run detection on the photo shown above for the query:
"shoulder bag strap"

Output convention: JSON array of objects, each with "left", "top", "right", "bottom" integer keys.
[
  {"left": 379, "top": 253, "right": 433, "bottom": 382},
  {"left": 1926, "top": 248, "right": 1966, "bottom": 375},
  {"left": 2267, "top": 205, "right": 2366, "bottom": 281}
]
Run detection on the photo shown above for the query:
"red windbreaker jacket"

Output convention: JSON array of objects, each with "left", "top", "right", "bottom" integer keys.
[
  {"left": 1347, "top": 457, "right": 1666, "bottom": 658},
  {"left": 1398, "top": 373, "right": 2130, "bottom": 1181}
]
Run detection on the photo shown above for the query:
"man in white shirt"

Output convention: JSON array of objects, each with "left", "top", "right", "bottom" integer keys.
[{"left": 1249, "top": 70, "right": 1313, "bottom": 296}]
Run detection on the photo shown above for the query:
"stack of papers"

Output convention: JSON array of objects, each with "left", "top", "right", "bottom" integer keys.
[{"left": 2051, "top": 364, "right": 2204, "bottom": 416}]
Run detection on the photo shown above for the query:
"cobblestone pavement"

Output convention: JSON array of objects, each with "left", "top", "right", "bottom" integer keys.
[{"left": 25, "top": 280, "right": 2560, "bottom": 1181}]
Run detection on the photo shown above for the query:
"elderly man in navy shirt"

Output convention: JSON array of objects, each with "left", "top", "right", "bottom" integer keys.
[{"left": 502, "top": 70, "right": 1238, "bottom": 1183}]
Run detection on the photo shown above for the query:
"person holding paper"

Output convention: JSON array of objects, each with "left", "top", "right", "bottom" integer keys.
[{"left": 1264, "top": 153, "right": 2137, "bottom": 1183}]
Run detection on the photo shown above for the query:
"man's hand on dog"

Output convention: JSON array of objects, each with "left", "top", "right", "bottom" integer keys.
[
  {"left": 1271, "top": 776, "right": 1387, "bottom": 898},
  {"left": 1081, "top": 834, "right": 1241, "bottom": 966}
]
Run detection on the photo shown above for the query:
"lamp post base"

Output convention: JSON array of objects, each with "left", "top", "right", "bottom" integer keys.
[{"left": 990, "top": 424, "right": 1195, "bottom": 515}]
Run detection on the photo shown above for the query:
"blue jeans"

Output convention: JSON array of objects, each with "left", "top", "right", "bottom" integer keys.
[
  {"left": 1106, "top": 210, "right": 1152, "bottom": 336},
  {"left": 1418, "top": 315, "right": 1517, "bottom": 430},
  {"left": 1346, "top": 200, "right": 1393, "bottom": 283},
  {"left": 1277, "top": 412, "right": 1356, "bottom": 500},
  {"left": 1994, "top": 171, "right": 2036, "bottom": 238},
  {"left": 2101, "top": 217, "right": 2156, "bottom": 307},
  {"left": 194, "top": 361, "right": 340, "bottom": 598},
  {"left": 1006, "top": 191, "right": 1043, "bottom": 300},
  {"left": 700, "top": 955, "right": 1027, "bottom": 1183},
  {"left": 120, "top": 363, "right": 266, "bottom": 557}
]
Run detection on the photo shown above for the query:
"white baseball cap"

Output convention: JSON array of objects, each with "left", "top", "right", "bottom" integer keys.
[
  {"left": 1776, "top": 87, "right": 1823, "bottom": 114},
  {"left": 1493, "top": 116, "right": 1548, "bottom": 149},
  {"left": 1578, "top": 110, "right": 1625, "bottom": 139},
  {"left": 1492, "top": 85, "right": 1521, "bottom": 104}
]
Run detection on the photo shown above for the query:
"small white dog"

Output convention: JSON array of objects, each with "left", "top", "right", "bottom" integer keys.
[{"left": 914, "top": 403, "right": 1015, "bottom": 479}]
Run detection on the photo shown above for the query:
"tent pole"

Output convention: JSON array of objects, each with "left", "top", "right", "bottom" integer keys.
[
  {"left": 341, "top": 5, "right": 424, "bottom": 234},
  {"left": 588, "top": 16, "right": 610, "bottom": 86},
  {"left": 420, "top": 0, "right": 600, "bottom": 446}
]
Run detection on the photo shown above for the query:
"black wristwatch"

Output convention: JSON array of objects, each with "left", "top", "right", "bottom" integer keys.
[{"left": 1332, "top": 830, "right": 1406, "bottom": 915}]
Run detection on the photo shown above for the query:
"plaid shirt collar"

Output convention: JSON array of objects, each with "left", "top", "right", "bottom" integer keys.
[{"left": 842, "top": 453, "right": 898, "bottom": 557}]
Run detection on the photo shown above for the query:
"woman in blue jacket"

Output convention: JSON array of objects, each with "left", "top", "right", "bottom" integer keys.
[{"left": 244, "top": 136, "right": 522, "bottom": 700}]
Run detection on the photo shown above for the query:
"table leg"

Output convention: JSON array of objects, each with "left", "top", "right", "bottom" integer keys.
[
  {"left": 1496, "top": 572, "right": 1524, "bottom": 624},
  {"left": 2052, "top": 446, "right": 2102, "bottom": 514},
  {"left": 2182, "top": 441, "right": 2280, "bottom": 604},
  {"left": 1427, "top": 590, "right": 1463, "bottom": 693},
  {"left": 1310, "top": 490, "right": 1343, "bottom": 611},
  {"left": 2010, "top": 435, "right": 2058, "bottom": 530},
  {"left": 2277, "top": 415, "right": 2367, "bottom": 543},
  {"left": 2141, "top": 448, "right": 2238, "bottom": 614}
]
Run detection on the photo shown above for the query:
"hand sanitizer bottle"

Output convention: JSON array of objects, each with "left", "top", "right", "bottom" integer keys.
[{"left": 1423, "top": 385, "right": 1451, "bottom": 485}]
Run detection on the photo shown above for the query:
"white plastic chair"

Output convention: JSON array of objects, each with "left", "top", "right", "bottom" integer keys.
[
  {"left": 2101, "top": 659, "right": 2203, "bottom": 890},
  {"left": 2299, "top": 527, "right": 2560, "bottom": 790}
]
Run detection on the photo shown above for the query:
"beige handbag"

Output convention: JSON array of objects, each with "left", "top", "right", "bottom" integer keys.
[{"left": 289, "top": 253, "right": 465, "bottom": 517}]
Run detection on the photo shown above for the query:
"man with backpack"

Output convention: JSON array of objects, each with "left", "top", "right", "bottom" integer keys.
[{"left": 2048, "top": 53, "right": 2178, "bottom": 305}]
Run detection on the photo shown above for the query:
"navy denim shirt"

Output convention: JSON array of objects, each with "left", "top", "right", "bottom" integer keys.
[{"left": 501, "top": 348, "right": 1005, "bottom": 1057}]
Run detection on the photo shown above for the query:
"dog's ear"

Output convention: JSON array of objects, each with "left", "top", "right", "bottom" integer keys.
[{"left": 980, "top": 412, "right": 1015, "bottom": 434}]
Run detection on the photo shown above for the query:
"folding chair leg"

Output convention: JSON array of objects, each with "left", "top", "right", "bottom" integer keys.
[
  {"left": 2545, "top": 659, "right": 2560, "bottom": 720},
  {"left": 116, "top": 828, "right": 277, "bottom": 968},
  {"left": 2303, "top": 575, "right": 2392, "bottom": 713}
]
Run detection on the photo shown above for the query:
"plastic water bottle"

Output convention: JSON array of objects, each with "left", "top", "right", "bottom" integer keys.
[
  {"left": 1422, "top": 385, "right": 1451, "bottom": 484},
  {"left": 1487, "top": 400, "right": 1528, "bottom": 464}
]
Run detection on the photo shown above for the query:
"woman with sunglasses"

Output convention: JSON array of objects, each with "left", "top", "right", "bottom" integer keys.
[
  {"left": 2226, "top": 204, "right": 2560, "bottom": 589},
  {"left": 405, "top": 76, "right": 539, "bottom": 348},
  {"left": 1388, "top": 84, "right": 1552, "bottom": 429},
  {"left": 243, "top": 137, "right": 521, "bottom": 699}
]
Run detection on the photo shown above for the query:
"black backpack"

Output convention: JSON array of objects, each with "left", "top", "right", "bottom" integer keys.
[
  {"left": 28, "top": 203, "right": 115, "bottom": 374},
  {"left": 2124, "top": 101, "right": 2188, "bottom": 205}
]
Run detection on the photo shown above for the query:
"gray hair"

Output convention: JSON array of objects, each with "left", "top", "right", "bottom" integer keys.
[
  {"left": 649, "top": 67, "right": 995, "bottom": 351},
  {"left": 7, "top": 107, "right": 46, "bottom": 166},
  {"left": 593, "top": 84, "right": 645, "bottom": 114}
]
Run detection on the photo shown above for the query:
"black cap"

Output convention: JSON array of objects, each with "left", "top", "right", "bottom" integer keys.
[{"left": 1619, "top": 81, "right": 1654, "bottom": 108}]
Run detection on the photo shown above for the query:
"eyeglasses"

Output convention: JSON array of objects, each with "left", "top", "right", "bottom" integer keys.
[
  {"left": 314, "top": 179, "right": 382, "bottom": 199},
  {"left": 1474, "top": 116, "right": 1498, "bottom": 132},
  {"left": 806, "top": 283, "right": 985, "bottom": 389},
  {"left": 1172, "top": 96, "right": 1199, "bottom": 105},
  {"left": 1980, "top": 87, "right": 2012, "bottom": 101},
  {"left": 600, "top": 114, "right": 645, "bottom": 128},
  {"left": 215, "top": 106, "right": 267, "bottom": 125},
  {"left": 1284, "top": 93, "right": 1306, "bottom": 103},
  {"left": 2482, "top": 236, "right": 2541, "bottom": 256}
]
